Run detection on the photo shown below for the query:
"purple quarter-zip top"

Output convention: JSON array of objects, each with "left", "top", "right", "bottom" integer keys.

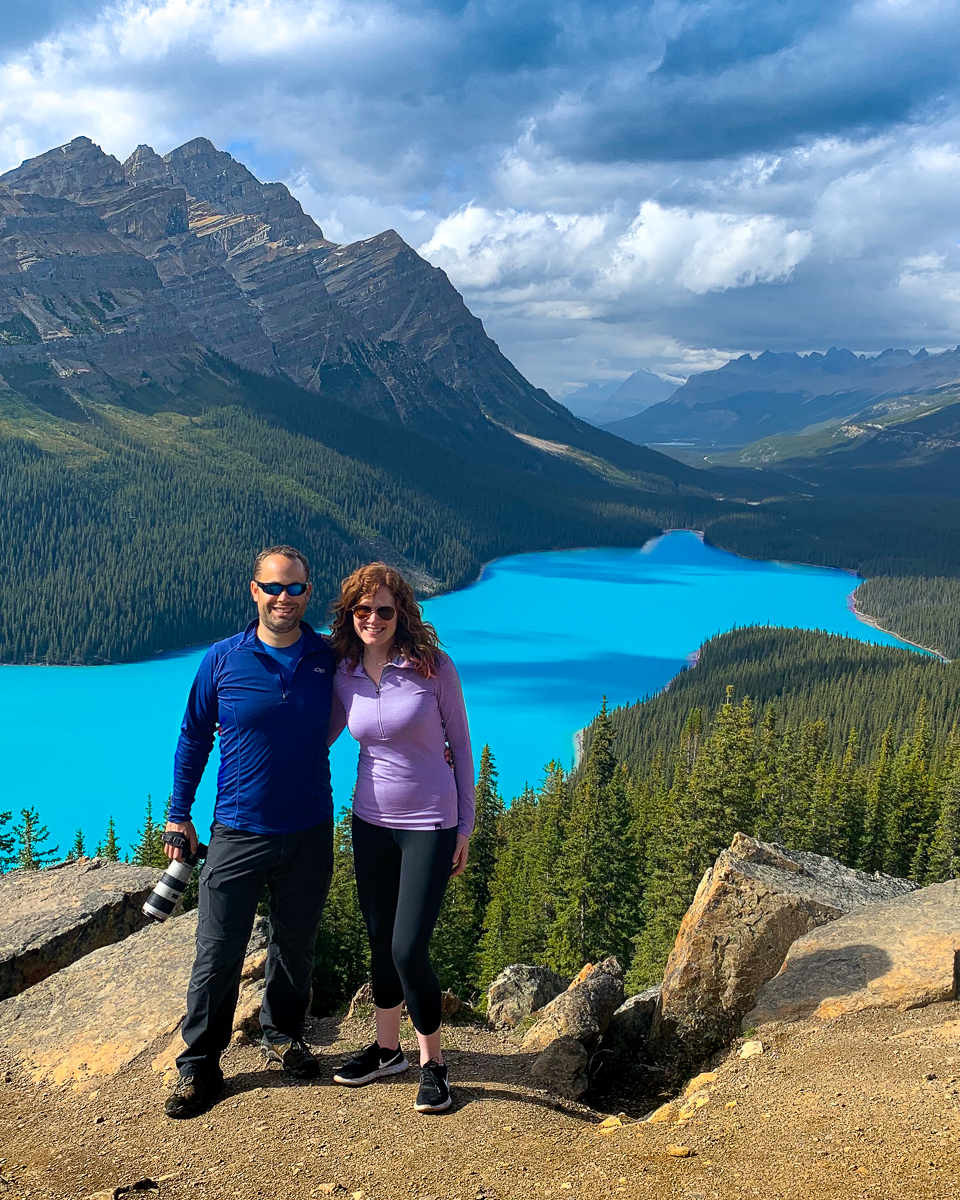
[{"left": 329, "top": 652, "right": 476, "bottom": 836}]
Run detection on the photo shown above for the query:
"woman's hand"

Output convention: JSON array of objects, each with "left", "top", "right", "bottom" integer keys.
[{"left": 451, "top": 833, "right": 470, "bottom": 877}]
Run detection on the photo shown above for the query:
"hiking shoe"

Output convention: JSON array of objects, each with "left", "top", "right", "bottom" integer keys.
[
  {"left": 333, "top": 1041, "right": 409, "bottom": 1086},
  {"left": 414, "top": 1059, "right": 452, "bottom": 1113},
  {"left": 164, "top": 1069, "right": 224, "bottom": 1119},
  {"left": 262, "top": 1036, "right": 320, "bottom": 1079}
]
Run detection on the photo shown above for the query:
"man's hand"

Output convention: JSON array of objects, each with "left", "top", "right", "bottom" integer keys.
[
  {"left": 444, "top": 745, "right": 454, "bottom": 769},
  {"left": 451, "top": 833, "right": 469, "bottom": 877},
  {"left": 164, "top": 820, "right": 199, "bottom": 862}
]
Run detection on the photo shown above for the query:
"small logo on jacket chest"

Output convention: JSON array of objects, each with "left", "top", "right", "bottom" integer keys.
[{"left": 314, "top": 667, "right": 326, "bottom": 673}]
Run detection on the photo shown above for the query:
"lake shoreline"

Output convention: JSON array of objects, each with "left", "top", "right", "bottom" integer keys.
[
  {"left": 3, "top": 533, "right": 928, "bottom": 850},
  {"left": 848, "top": 592, "right": 949, "bottom": 661}
]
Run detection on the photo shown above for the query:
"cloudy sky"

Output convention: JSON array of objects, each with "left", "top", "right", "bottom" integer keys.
[{"left": 2, "top": 0, "right": 960, "bottom": 397}]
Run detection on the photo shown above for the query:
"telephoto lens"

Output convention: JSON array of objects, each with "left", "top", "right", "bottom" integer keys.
[{"left": 142, "top": 831, "right": 209, "bottom": 922}]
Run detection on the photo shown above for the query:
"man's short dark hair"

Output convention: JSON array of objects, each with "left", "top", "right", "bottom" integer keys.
[{"left": 253, "top": 545, "right": 311, "bottom": 581}]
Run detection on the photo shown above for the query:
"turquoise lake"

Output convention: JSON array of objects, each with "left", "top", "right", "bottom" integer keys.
[{"left": 3, "top": 531, "right": 919, "bottom": 853}]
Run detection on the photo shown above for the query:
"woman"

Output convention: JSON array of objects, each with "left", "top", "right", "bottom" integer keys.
[{"left": 327, "top": 562, "right": 474, "bottom": 1113}]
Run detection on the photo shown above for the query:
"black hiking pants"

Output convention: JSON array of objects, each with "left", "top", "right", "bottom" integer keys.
[
  {"left": 177, "top": 818, "right": 333, "bottom": 1077},
  {"left": 352, "top": 813, "right": 457, "bottom": 1037}
]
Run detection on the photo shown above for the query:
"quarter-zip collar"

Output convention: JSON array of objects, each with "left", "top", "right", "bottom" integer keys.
[
  {"left": 341, "top": 652, "right": 418, "bottom": 678},
  {"left": 238, "top": 618, "right": 328, "bottom": 657}
]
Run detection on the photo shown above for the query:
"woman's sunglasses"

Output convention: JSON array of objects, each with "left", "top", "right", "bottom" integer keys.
[
  {"left": 255, "top": 580, "right": 310, "bottom": 596},
  {"left": 352, "top": 604, "right": 397, "bottom": 621}
]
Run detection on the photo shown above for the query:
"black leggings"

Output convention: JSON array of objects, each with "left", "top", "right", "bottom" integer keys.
[{"left": 352, "top": 814, "right": 457, "bottom": 1037}]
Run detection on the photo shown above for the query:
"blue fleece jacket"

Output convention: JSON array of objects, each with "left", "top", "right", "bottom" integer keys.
[{"left": 170, "top": 620, "right": 335, "bottom": 834}]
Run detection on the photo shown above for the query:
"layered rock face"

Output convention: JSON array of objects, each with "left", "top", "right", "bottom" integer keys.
[
  {"left": 0, "top": 139, "right": 504, "bottom": 447},
  {"left": 0, "top": 135, "right": 630, "bottom": 469},
  {"left": 0, "top": 180, "right": 204, "bottom": 387},
  {"left": 0, "top": 858, "right": 160, "bottom": 1001},
  {"left": 314, "top": 231, "right": 577, "bottom": 438},
  {"left": 651, "top": 833, "right": 917, "bottom": 1061}
]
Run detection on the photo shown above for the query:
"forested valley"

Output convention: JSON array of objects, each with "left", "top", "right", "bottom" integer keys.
[
  {"left": 5, "top": 348, "right": 960, "bottom": 664},
  {"left": 5, "top": 627, "right": 959, "bottom": 1016}
]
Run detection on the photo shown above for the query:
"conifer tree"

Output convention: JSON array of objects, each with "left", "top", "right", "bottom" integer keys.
[
  {"left": 858, "top": 726, "right": 895, "bottom": 872},
  {"left": 926, "top": 734, "right": 960, "bottom": 882},
  {"left": 0, "top": 811, "right": 13, "bottom": 872},
  {"left": 885, "top": 703, "right": 934, "bottom": 878},
  {"left": 478, "top": 785, "right": 539, "bottom": 985},
  {"left": 132, "top": 797, "right": 167, "bottom": 867},
  {"left": 8, "top": 807, "right": 59, "bottom": 870},
  {"left": 547, "top": 703, "right": 638, "bottom": 974},
  {"left": 434, "top": 746, "right": 505, "bottom": 996},
  {"left": 66, "top": 829, "right": 87, "bottom": 861},
  {"left": 100, "top": 817, "right": 120, "bottom": 862},
  {"left": 313, "top": 815, "right": 370, "bottom": 1015}
]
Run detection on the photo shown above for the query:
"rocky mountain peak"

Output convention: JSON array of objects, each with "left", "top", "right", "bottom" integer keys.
[
  {"left": 1, "top": 136, "right": 126, "bottom": 201},
  {"left": 161, "top": 137, "right": 324, "bottom": 245},
  {"left": 122, "top": 144, "right": 171, "bottom": 186}
]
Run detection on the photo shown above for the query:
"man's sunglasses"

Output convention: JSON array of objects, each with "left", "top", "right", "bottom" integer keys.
[
  {"left": 352, "top": 604, "right": 397, "bottom": 621},
  {"left": 254, "top": 580, "right": 310, "bottom": 596}
]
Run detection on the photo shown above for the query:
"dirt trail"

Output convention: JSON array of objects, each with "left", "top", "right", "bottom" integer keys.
[{"left": 3, "top": 1002, "right": 960, "bottom": 1199}]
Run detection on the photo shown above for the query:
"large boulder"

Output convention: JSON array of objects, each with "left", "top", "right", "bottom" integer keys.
[
  {"left": 530, "top": 1036, "right": 589, "bottom": 1100},
  {"left": 0, "top": 858, "right": 160, "bottom": 1001},
  {"left": 651, "top": 834, "right": 917, "bottom": 1061},
  {"left": 523, "top": 959, "right": 623, "bottom": 1099},
  {"left": 486, "top": 964, "right": 570, "bottom": 1029},
  {"left": 602, "top": 987, "right": 661, "bottom": 1054},
  {"left": 524, "top": 959, "right": 623, "bottom": 1055},
  {"left": 0, "top": 910, "right": 266, "bottom": 1088},
  {"left": 744, "top": 879, "right": 960, "bottom": 1027}
]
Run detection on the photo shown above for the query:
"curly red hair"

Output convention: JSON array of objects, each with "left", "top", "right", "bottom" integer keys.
[{"left": 328, "top": 562, "right": 442, "bottom": 678}]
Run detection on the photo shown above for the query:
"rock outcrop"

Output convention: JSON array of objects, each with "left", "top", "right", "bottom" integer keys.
[
  {"left": 485, "top": 964, "right": 571, "bottom": 1029},
  {"left": 0, "top": 910, "right": 266, "bottom": 1088},
  {"left": 744, "top": 879, "right": 960, "bottom": 1026},
  {"left": 651, "top": 834, "right": 917, "bottom": 1061},
  {"left": 0, "top": 858, "right": 160, "bottom": 1001}
]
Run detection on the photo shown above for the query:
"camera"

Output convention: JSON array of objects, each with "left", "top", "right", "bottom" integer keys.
[{"left": 142, "top": 831, "right": 209, "bottom": 922}]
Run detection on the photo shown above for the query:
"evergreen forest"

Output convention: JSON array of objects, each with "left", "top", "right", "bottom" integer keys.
[{"left": 6, "top": 627, "right": 959, "bottom": 1018}]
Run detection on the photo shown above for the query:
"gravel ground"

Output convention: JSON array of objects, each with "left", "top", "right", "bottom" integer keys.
[{"left": 3, "top": 1002, "right": 960, "bottom": 1199}]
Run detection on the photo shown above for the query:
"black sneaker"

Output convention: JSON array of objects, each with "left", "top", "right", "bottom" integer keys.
[
  {"left": 262, "top": 1036, "right": 320, "bottom": 1079},
  {"left": 164, "top": 1069, "right": 224, "bottom": 1119},
  {"left": 333, "top": 1041, "right": 409, "bottom": 1086},
  {"left": 414, "top": 1059, "right": 452, "bottom": 1113}
]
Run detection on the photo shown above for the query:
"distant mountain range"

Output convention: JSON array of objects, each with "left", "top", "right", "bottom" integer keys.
[
  {"left": 604, "top": 347, "right": 960, "bottom": 447},
  {"left": 564, "top": 368, "right": 679, "bottom": 426},
  {"left": 720, "top": 387, "right": 960, "bottom": 494},
  {"left": 0, "top": 136, "right": 705, "bottom": 490}
]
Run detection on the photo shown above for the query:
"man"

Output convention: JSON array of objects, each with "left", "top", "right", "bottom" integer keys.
[{"left": 163, "top": 545, "right": 335, "bottom": 1119}]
